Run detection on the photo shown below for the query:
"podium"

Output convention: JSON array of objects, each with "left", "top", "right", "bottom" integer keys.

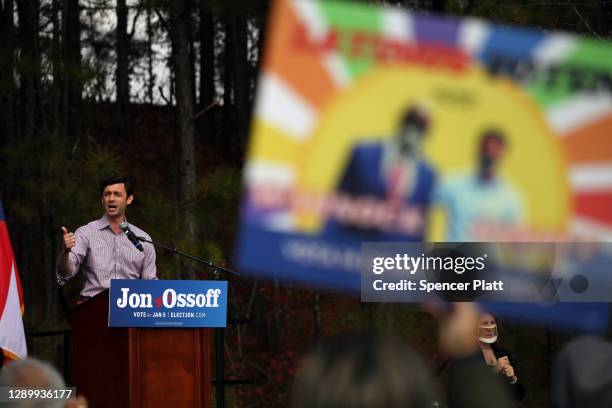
[{"left": 70, "top": 290, "right": 212, "bottom": 407}]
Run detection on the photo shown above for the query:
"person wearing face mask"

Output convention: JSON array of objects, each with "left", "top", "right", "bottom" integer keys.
[
  {"left": 324, "top": 105, "right": 437, "bottom": 242},
  {"left": 478, "top": 312, "right": 526, "bottom": 403},
  {"left": 435, "top": 129, "right": 524, "bottom": 242}
]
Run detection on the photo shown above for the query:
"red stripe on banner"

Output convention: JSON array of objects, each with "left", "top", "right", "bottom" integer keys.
[
  {"left": 574, "top": 191, "right": 612, "bottom": 226},
  {"left": 0, "top": 220, "right": 15, "bottom": 319}
]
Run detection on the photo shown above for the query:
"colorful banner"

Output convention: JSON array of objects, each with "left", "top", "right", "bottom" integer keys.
[
  {"left": 108, "top": 280, "right": 227, "bottom": 328},
  {"left": 236, "top": 0, "right": 612, "bottom": 298}
]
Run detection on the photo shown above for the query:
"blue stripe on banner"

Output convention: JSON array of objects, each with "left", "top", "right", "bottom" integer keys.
[
  {"left": 413, "top": 14, "right": 460, "bottom": 47},
  {"left": 478, "top": 26, "right": 545, "bottom": 62},
  {"left": 235, "top": 226, "right": 362, "bottom": 293},
  {"left": 0, "top": 201, "right": 5, "bottom": 221},
  {"left": 236, "top": 226, "right": 610, "bottom": 333}
]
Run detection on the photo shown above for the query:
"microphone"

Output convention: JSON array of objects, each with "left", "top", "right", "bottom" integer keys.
[{"left": 119, "top": 222, "right": 144, "bottom": 252}]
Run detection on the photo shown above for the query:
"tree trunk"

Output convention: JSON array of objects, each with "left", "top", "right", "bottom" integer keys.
[
  {"left": 0, "top": 0, "right": 15, "bottom": 200},
  {"left": 221, "top": 12, "right": 249, "bottom": 160},
  {"left": 169, "top": 59, "right": 175, "bottom": 106},
  {"left": 199, "top": 2, "right": 215, "bottom": 104},
  {"left": 229, "top": 15, "right": 249, "bottom": 157},
  {"left": 17, "top": 0, "right": 41, "bottom": 140},
  {"left": 116, "top": 0, "right": 129, "bottom": 136},
  {"left": 51, "top": 0, "right": 61, "bottom": 134},
  {"left": 0, "top": 0, "right": 15, "bottom": 150},
  {"left": 146, "top": 5, "right": 154, "bottom": 105},
  {"left": 221, "top": 15, "right": 234, "bottom": 158},
  {"left": 188, "top": 10, "right": 197, "bottom": 109},
  {"left": 169, "top": 0, "right": 199, "bottom": 280},
  {"left": 63, "top": 0, "right": 81, "bottom": 140},
  {"left": 198, "top": 0, "right": 215, "bottom": 147}
]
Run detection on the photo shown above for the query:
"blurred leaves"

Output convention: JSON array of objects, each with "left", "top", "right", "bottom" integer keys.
[{"left": 1, "top": 135, "right": 123, "bottom": 224}]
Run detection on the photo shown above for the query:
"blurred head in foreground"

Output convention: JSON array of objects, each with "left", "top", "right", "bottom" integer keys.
[
  {"left": 552, "top": 336, "right": 612, "bottom": 408},
  {"left": 0, "top": 357, "right": 65, "bottom": 408},
  {"left": 291, "top": 335, "right": 434, "bottom": 408}
]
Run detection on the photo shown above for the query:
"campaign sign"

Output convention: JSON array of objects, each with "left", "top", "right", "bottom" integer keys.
[
  {"left": 236, "top": 0, "right": 612, "bottom": 291},
  {"left": 234, "top": 0, "right": 612, "bottom": 331},
  {"left": 108, "top": 280, "right": 227, "bottom": 328}
]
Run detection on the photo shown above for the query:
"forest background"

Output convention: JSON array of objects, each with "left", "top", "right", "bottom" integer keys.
[{"left": 1, "top": 0, "right": 612, "bottom": 406}]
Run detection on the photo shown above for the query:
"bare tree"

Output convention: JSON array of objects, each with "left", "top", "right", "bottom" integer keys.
[
  {"left": 146, "top": 3, "right": 154, "bottom": 104},
  {"left": 62, "top": 0, "right": 81, "bottom": 140},
  {"left": 221, "top": 13, "right": 234, "bottom": 157},
  {"left": 17, "top": 0, "right": 42, "bottom": 139},
  {"left": 0, "top": 0, "right": 15, "bottom": 148},
  {"left": 199, "top": 0, "right": 215, "bottom": 143},
  {"left": 116, "top": 0, "right": 129, "bottom": 135},
  {"left": 168, "top": 0, "right": 199, "bottom": 279},
  {"left": 51, "top": 0, "right": 62, "bottom": 133},
  {"left": 228, "top": 13, "right": 249, "bottom": 155}
]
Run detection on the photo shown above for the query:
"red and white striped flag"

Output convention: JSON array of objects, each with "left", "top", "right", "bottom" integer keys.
[{"left": 0, "top": 201, "right": 27, "bottom": 360}]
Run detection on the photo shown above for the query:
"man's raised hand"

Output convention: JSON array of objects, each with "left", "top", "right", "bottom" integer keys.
[{"left": 61, "top": 226, "right": 76, "bottom": 252}]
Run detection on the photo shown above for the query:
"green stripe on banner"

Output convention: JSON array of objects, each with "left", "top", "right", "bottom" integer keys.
[
  {"left": 567, "top": 38, "right": 612, "bottom": 71},
  {"left": 527, "top": 72, "right": 573, "bottom": 108},
  {"left": 528, "top": 37, "right": 612, "bottom": 108},
  {"left": 319, "top": 1, "right": 381, "bottom": 78}
]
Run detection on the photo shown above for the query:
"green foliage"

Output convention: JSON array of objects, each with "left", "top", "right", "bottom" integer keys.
[
  {"left": 196, "top": 166, "right": 242, "bottom": 247},
  {"left": 1, "top": 135, "right": 123, "bottom": 225}
]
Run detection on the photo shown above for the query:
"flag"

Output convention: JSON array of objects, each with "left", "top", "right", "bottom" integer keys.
[{"left": 0, "top": 201, "right": 27, "bottom": 360}]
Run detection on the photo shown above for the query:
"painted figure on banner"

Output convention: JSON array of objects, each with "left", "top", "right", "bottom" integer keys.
[
  {"left": 436, "top": 130, "right": 524, "bottom": 242},
  {"left": 323, "top": 105, "right": 438, "bottom": 243}
]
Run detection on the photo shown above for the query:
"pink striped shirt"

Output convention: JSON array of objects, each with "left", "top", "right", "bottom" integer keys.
[{"left": 56, "top": 215, "right": 157, "bottom": 298}]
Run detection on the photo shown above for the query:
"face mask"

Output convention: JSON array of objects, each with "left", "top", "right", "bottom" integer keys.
[
  {"left": 479, "top": 154, "right": 494, "bottom": 171},
  {"left": 478, "top": 323, "right": 498, "bottom": 344},
  {"left": 398, "top": 126, "right": 422, "bottom": 155}
]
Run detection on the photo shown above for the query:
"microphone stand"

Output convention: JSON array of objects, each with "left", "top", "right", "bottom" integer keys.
[
  {"left": 137, "top": 236, "right": 239, "bottom": 279},
  {"left": 137, "top": 236, "right": 238, "bottom": 408}
]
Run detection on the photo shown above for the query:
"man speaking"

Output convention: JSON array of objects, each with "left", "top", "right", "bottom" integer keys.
[{"left": 56, "top": 176, "right": 157, "bottom": 299}]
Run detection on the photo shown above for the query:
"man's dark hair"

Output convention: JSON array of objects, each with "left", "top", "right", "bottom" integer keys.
[
  {"left": 400, "top": 106, "right": 429, "bottom": 134},
  {"left": 100, "top": 176, "right": 134, "bottom": 197},
  {"left": 480, "top": 129, "right": 507, "bottom": 148}
]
